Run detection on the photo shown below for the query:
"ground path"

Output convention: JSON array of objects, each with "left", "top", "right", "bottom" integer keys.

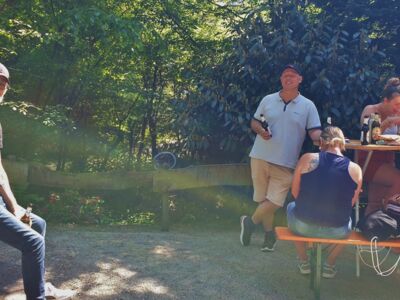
[{"left": 1, "top": 225, "right": 399, "bottom": 299}]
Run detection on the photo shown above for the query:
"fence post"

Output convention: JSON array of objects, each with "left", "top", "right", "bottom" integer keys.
[{"left": 161, "top": 193, "right": 171, "bottom": 231}]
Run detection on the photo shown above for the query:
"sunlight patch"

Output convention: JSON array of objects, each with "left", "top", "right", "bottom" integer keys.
[
  {"left": 132, "top": 279, "right": 170, "bottom": 295},
  {"left": 151, "top": 245, "right": 175, "bottom": 258},
  {"left": 113, "top": 267, "right": 137, "bottom": 278}
]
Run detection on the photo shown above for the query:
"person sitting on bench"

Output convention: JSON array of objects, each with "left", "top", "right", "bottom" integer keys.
[
  {"left": 286, "top": 126, "right": 362, "bottom": 278},
  {"left": 0, "top": 62, "right": 76, "bottom": 299}
]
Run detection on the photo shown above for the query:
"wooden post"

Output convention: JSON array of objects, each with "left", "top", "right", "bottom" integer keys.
[{"left": 161, "top": 194, "right": 171, "bottom": 231}]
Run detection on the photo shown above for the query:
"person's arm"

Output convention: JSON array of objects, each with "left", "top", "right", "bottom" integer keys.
[
  {"left": 0, "top": 154, "right": 18, "bottom": 216},
  {"left": 251, "top": 118, "right": 271, "bottom": 140},
  {"left": 306, "top": 102, "right": 322, "bottom": 143},
  {"left": 360, "top": 105, "right": 374, "bottom": 125},
  {"left": 291, "top": 153, "right": 319, "bottom": 199},
  {"left": 308, "top": 128, "right": 322, "bottom": 143},
  {"left": 348, "top": 161, "right": 363, "bottom": 206},
  {"left": 380, "top": 115, "right": 400, "bottom": 133}
]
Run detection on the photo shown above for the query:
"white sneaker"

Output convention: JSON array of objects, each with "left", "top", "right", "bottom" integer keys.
[
  {"left": 322, "top": 263, "right": 337, "bottom": 279},
  {"left": 45, "top": 282, "right": 76, "bottom": 300}
]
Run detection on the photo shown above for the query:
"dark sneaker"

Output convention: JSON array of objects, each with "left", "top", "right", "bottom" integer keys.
[
  {"left": 240, "top": 215, "right": 254, "bottom": 246},
  {"left": 261, "top": 231, "right": 276, "bottom": 252}
]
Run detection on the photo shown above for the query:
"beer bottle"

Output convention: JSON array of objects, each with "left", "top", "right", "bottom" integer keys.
[
  {"left": 360, "top": 116, "right": 369, "bottom": 145},
  {"left": 20, "top": 204, "right": 32, "bottom": 226},
  {"left": 370, "top": 114, "right": 381, "bottom": 144},
  {"left": 260, "top": 114, "right": 272, "bottom": 136},
  {"left": 326, "top": 116, "right": 332, "bottom": 127},
  {"left": 368, "top": 113, "right": 375, "bottom": 143}
]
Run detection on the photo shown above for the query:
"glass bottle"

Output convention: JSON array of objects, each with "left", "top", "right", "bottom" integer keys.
[
  {"left": 326, "top": 116, "right": 332, "bottom": 126},
  {"left": 260, "top": 114, "right": 272, "bottom": 136},
  {"left": 360, "top": 116, "right": 369, "bottom": 145},
  {"left": 370, "top": 114, "right": 381, "bottom": 144},
  {"left": 20, "top": 204, "right": 32, "bottom": 226}
]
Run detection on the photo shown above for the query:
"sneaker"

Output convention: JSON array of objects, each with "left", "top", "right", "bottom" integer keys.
[
  {"left": 322, "top": 263, "right": 337, "bottom": 279},
  {"left": 297, "top": 261, "right": 311, "bottom": 275},
  {"left": 240, "top": 215, "right": 254, "bottom": 246},
  {"left": 261, "top": 231, "right": 276, "bottom": 252},
  {"left": 45, "top": 282, "right": 76, "bottom": 299}
]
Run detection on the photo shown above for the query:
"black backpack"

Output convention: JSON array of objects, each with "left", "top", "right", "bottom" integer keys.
[{"left": 357, "top": 210, "right": 398, "bottom": 241}]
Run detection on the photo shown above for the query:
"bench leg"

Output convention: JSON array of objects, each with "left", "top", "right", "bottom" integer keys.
[
  {"left": 309, "top": 246, "right": 315, "bottom": 290},
  {"left": 314, "top": 243, "right": 322, "bottom": 300},
  {"left": 356, "top": 246, "right": 360, "bottom": 277},
  {"left": 309, "top": 243, "right": 322, "bottom": 300}
]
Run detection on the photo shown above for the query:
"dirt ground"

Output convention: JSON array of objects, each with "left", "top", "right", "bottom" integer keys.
[{"left": 1, "top": 224, "right": 399, "bottom": 300}]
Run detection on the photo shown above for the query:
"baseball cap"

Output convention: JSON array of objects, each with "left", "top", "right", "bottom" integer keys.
[
  {"left": 281, "top": 64, "right": 301, "bottom": 76},
  {"left": 0, "top": 63, "right": 10, "bottom": 83}
]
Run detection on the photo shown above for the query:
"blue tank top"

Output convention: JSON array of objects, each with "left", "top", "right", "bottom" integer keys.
[{"left": 294, "top": 152, "right": 357, "bottom": 227}]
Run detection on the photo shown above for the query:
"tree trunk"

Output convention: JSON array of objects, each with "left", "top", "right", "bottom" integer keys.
[{"left": 136, "top": 116, "right": 148, "bottom": 163}]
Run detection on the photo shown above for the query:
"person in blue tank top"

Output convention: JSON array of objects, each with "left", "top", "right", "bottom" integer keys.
[{"left": 287, "top": 126, "right": 362, "bottom": 278}]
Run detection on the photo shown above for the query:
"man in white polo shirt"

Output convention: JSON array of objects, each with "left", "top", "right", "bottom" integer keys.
[{"left": 240, "top": 64, "right": 322, "bottom": 252}]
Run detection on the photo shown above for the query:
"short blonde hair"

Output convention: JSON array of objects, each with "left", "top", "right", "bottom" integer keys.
[{"left": 320, "top": 126, "right": 345, "bottom": 151}]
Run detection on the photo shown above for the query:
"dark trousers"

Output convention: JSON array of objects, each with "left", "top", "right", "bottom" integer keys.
[{"left": 0, "top": 197, "right": 46, "bottom": 300}]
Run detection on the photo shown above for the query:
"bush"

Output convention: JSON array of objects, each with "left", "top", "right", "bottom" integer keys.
[{"left": 14, "top": 186, "right": 160, "bottom": 225}]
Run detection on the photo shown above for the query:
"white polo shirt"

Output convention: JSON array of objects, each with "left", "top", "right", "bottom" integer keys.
[{"left": 249, "top": 92, "right": 321, "bottom": 169}]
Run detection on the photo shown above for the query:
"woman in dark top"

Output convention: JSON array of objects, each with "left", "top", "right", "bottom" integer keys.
[{"left": 287, "top": 126, "right": 362, "bottom": 278}]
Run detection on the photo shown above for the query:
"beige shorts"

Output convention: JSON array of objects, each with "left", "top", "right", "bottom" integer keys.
[{"left": 250, "top": 158, "right": 293, "bottom": 207}]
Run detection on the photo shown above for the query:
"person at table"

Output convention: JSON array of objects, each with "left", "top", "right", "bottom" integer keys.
[
  {"left": 360, "top": 77, "right": 400, "bottom": 215},
  {"left": 287, "top": 126, "right": 362, "bottom": 278}
]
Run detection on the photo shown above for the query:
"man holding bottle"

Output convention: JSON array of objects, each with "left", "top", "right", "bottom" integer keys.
[
  {"left": 0, "top": 63, "right": 75, "bottom": 299},
  {"left": 240, "top": 64, "right": 322, "bottom": 252}
]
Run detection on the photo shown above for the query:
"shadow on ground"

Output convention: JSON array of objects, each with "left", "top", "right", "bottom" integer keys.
[{"left": 1, "top": 224, "right": 399, "bottom": 299}]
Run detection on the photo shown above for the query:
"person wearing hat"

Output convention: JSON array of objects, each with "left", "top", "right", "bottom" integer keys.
[
  {"left": 240, "top": 64, "right": 322, "bottom": 252},
  {"left": 0, "top": 63, "right": 75, "bottom": 299},
  {"left": 0, "top": 63, "right": 10, "bottom": 102}
]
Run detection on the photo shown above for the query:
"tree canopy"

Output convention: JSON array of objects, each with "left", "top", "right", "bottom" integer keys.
[{"left": 0, "top": 0, "right": 399, "bottom": 168}]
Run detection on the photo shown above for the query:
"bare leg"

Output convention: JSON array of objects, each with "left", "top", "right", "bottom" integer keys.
[
  {"left": 294, "top": 241, "right": 308, "bottom": 261},
  {"left": 366, "top": 163, "right": 400, "bottom": 215},
  {"left": 326, "top": 244, "right": 346, "bottom": 265},
  {"left": 251, "top": 199, "right": 280, "bottom": 231},
  {"left": 365, "top": 183, "right": 388, "bottom": 215}
]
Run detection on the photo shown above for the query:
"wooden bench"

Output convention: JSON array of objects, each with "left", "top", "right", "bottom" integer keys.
[{"left": 275, "top": 226, "right": 400, "bottom": 300}]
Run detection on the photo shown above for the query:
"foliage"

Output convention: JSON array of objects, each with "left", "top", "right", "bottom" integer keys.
[
  {"left": 0, "top": 0, "right": 233, "bottom": 169},
  {"left": 179, "top": 1, "right": 394, "bottom": 162},
  {"left": 1, "top": 1, "right": 399, "bottom": 166},
  {"left": 14, "top": 187, "right": 159, "bottom": 225}
]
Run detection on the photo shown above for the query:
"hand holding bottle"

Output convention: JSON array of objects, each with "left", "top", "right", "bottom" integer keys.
[
  {"left": 259, "top": 114, "right": 272, "bottom": 140},
  {"left": 20, "top": 205, "right": 32, "bottom": 227}
]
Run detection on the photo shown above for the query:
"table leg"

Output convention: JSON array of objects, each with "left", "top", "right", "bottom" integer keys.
[
  {"left": 354, "top": 150, "right": 373, "bottom": 225},
  {"left": 354, "top": 150, "right": 373, "bottom": 278}
]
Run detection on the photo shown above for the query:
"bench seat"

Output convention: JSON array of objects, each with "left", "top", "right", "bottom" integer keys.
[
  {"left": 275, "top": 226, "right": 400, "bottom": 300},
  {"left": 275, "top": 226, "right": 400, "bottom": 247}
]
